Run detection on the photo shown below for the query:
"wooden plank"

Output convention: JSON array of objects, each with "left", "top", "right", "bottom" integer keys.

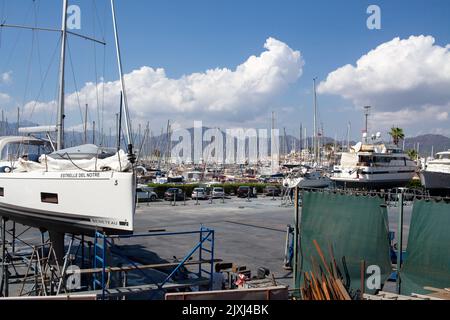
[
  {"left": 69, "top": 278, "right": 211, "bottom": 299},
  {"left": 165, "top": 285, "right": 288, "bottom": 300},
  {"left": 410, "top": 293, "right": 443, "bottom": 300},
  {"left": 365, "top": 292, "right": 425, "bottom": 300},
  {"left": 0, "top": 294, "right": 97, "bottom": 301},
  {"left": 428, "top": 292, "right": 450, "bottom": 300},
  {"left": 321, "top": 279, "right": 331, "bottom": 300},
  {"left": 334, "top": 279, "right": 351, "bottom": 300},
  {"left": 312, "top": 240, "right": 333, "bottom": 278},
  {"left": 77, "top": 259, "right": 222, "bottom": 274},
  {"left": 423, "top": 286, "right": 450, "bottom": 294}
]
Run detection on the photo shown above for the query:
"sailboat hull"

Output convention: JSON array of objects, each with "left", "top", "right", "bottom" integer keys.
[
  {"left": 0, "top": 171, "right": 135, "bottom": 235},
  {"left": 331, "top": 177, "right": 412, "bottom": 190}
]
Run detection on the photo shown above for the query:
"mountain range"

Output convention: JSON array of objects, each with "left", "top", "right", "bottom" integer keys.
[{"left": 5, "top": 122, "right": 450, "bottom": 157}]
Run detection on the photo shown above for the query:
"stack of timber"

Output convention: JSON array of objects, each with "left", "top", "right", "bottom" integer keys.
[
  {"left": 412, "top": 287, "right": 450, "bottom": 300},
  {"left": 364, "top": 287, "right": 450, "bottom": 300},
  {"left": 300, "top": 240, "right": 352, "bottom": 300}
]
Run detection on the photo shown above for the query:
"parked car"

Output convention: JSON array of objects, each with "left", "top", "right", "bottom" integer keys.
[
  {"left": 164, "top": 188, "right": 185, "bottom": 201},
  {"left": 191, "top": 187, "right": 208, "bottom": 200},
  {"left": 211, "top": 187, "right": 225, "bottom": 198},
  {"left": 237, "top": 186, "right": 257, "bottom": 198},
  {"left": 136, "top": 186, "right": 158, "bottom": 202},
  {"left": 264, "top": 186, "right": 281, "bottom": 197}
]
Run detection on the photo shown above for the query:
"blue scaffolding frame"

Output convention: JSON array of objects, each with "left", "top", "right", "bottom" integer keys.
[{"left": 93, "top": 226, "right": 215, "bottom": 300}]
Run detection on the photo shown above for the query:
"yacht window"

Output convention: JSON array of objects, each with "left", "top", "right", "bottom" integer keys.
[
  {"left": 374, "top": 156, "right": 390, "bottom": 163},
  {"left": 1, "top": 142, "right": 52, "bottom": 161},
  {"left": 438, "top": 154, "right": 450, "bottom": 160},
  {"left": 358, "top": 156, "right": 372, "bottom": 165},
  {"left": 0, "top": 187, "right": 3, "bottom": 197},
  {"left": 41, "top": 193, "right": 58, "bottom": 204}
]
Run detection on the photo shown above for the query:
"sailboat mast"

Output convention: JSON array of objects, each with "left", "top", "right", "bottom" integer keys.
[
  {"left": 56, "top": 0, "right": 69, "bottom": 151},
  {"left": 111, "top": 0, "right": 133, "bottom": 155},
  {"left": 313, "top": 78, "right": 318, "bottom": 163}
]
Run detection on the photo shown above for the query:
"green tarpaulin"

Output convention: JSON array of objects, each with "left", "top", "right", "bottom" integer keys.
[
  {"left": 297, "top": 191, "right": 392, "bottom": 295},
  {"left": 401, "top": 199, "right": 450, "bottom": 295}
]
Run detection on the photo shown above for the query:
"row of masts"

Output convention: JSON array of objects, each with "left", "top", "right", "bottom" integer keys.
[{"left": 0, "top": 108, "right": 21, "bottom": 136}]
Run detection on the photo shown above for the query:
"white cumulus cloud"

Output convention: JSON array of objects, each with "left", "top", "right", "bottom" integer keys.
[
  {"left": 23, "top": 37, "right": 303, "bottom": 127},
  {"left": 317, "top": 35, "right": 450, "bottom": 134},
  {"left": 0, "top": 71, "right": 12, "bottom": 85},
  {"left": 0, "top": 92, "right": 11, "bottom": 104}
]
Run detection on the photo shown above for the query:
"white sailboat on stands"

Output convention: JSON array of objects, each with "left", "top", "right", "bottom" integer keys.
[{"left": 0, "top": 0, "right": 136, "bottom": 249}]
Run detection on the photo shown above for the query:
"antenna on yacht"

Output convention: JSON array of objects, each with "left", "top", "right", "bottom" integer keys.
[
  {"left": 363, "top": 106, "right": 371, "bottom": 143},
  {"left": 347, "top": 121, "right": 351, "bottom": 151},
  {"left": 111, "top": 0, "right": 135, "bottom": 163}
]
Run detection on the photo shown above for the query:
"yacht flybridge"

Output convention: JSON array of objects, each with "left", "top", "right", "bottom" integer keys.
[
  {"left": 331, "top": 138, "right": 417, "bottom": 190},
  {"left": 0, "top": 0, "right": 136, "bottom": 236}
]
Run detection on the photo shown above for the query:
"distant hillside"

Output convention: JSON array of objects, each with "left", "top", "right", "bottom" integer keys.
[
  {"left": 0, "top": 120, "right": 39, "bottom": 136},
  {"left": 404, "top": 134, "right": 450, "bottom": 157}
]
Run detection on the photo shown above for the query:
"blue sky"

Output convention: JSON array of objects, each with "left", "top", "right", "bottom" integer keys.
[{"left": 0, "top": 0, "right": 449, "bottom": 141}]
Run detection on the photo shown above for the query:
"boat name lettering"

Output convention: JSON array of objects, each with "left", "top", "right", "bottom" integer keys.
[
  {"left": 91, "top": 219, "right": 118, "bottom": 226},
  {"left": 60, "top": 173, "right": 101, "bottom": 178}
]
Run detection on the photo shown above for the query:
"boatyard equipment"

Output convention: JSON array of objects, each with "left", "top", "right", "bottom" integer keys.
[
  {"left": 0, "top": 217, "right": 8, "bottom": 297},
  {"left": 283, "top": 225, "right": 294, "bottom": 270},
  {"left": 400, "top": 198, "right": 450, "bottom": 295},
  {"left": 17, "top": 238, "right": 74, "bottom": 297},
  {"left": 296, "top": 190, "right": 392, "bottom": 296},
  {"left": 299, "top": 240, "right": 352, "bottom": 300},
  {"left": 91, "top": 227, "right": 215, "bottom": 300},
  {"left": 281, "top": 187, "right": 294, "bottom": 207},
  {"left": 0, "top": 222, "right": 85, "bottom": 298}
]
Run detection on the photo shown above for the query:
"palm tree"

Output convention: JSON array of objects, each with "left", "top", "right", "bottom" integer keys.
[
  {"left": 389, "top": 127, "right": 405, "bottom": 146},
  {"left": 407, "top": 149, "right": 418, "bottom": 160}
]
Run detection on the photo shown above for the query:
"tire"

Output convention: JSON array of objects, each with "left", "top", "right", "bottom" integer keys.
[{"left": 151, "top": 195, "right": 157, "bottom": 202}]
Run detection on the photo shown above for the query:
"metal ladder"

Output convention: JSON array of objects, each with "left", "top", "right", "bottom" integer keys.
[
  {"left": 93, "top": 231, "right": 107, "bottom": 299},
  {"left": 198, "top": 226, "right": 215, "bottom": 290}
]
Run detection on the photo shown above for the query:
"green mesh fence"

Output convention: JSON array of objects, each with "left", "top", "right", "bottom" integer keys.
[
  {"left": 401, "top": 199, "right": 450, "bottom": 295},
  {"left": 297, "top": 191, "right": 392, "bottom": 295}
]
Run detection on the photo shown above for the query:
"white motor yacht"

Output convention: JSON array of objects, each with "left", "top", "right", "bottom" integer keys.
[
  {"left": 420, "top": 150, "right": 450, "bottom": 192},
  {"left": 331, "top": 140, "right": 417, "bottom": 189}
]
